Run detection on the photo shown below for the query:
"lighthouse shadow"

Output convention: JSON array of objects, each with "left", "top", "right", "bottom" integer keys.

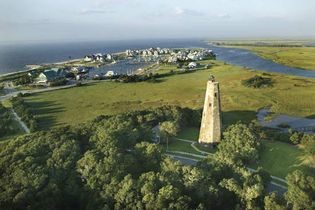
[{"left": 222, "top": 110, "right": 257, "bottom": 127}]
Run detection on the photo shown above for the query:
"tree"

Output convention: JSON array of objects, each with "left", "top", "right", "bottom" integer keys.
[
  {"left": 301, "top": 134, "right": 315, "bottom": 163},
  {"left": 285, "top": 170, "right": 315, "bottom": 210},
  {"left": 264, "top": 192, "right": 286, "bottom": 210},
  {"left": 160, "top": 121, "right": 180, "bottom": 149},
  {"left": 289, "top": 132, "right": 303, "bottom": 145},
  {"left": 133, "top": 142, "right": 163, "bottom": 173},
  {"left": 215, "top": 123, "right": 260, "bottom": 165}
]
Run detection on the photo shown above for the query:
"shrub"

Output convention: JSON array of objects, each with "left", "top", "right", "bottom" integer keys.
[
  {"left": 289, "top": 132, "right": 303, "bottom": 145},
  {"left": 242, "top": 75, "right": 273, "bottom": 88},
  {"left": 50, "top": 78, "right": 67, "bottom": 86}
]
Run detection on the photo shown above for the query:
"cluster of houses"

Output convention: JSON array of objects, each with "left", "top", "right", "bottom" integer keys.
[
  {"left": 167, "top": 49, "right": 215, "bottom": 63},
  {"left": 125, "top": 48, "right": 172, "bottom": 57},
  {"left": 83, "top": 53, "right": 113, "bottom": 63},
  {"left": 125, "top": 47, "right": 215, "bottom": 64},
  {"left": 26, "top": 47, "right": 215, "bottom": 85}
]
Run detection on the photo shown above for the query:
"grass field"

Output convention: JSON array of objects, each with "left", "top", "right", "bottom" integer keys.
[
  {"left": 250, "top": 140, "right": 313, "bottom": 178},
  {"left": 234, "top": 46, "right": 315, "bottom": 71},
  {"left": 24, "top": 61, "right": 315, "bottom": 130}
]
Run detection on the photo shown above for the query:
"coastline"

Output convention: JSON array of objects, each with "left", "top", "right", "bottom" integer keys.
[{"left": 0, "top": 51, "right": 127, "bottom": 78}]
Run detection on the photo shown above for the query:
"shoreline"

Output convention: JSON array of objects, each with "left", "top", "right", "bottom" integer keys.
[{"left": 0, "top": 51, "right": 127, "bottom": 78}]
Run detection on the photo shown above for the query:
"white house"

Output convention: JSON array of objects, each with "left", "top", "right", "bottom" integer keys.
[
  {"left": 105, "top": 71, "right": 116, "bottom": 77},
  {"left": 188, "top": 62, "right": 197, "bottom": 69},
  {"left": 84, "top": 55, "right": 93, "bottom": 62}
]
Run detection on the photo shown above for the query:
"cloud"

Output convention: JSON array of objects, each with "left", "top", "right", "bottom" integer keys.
[
  {"left": 173, "top": 7, "right": 204, "bottom": 17},
  {"left": 217, "top": 13, "right": 230, "bottom": 19},
  {"left": 80, "top": 8, "right": 114, "bottom": 15}
]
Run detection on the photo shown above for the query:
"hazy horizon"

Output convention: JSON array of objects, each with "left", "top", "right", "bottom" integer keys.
[{"left": 1, "top": 0, "right": 315, "bottom": 43}]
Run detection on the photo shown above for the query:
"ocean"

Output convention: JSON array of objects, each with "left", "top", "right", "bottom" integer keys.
[
  {"left": 0, "top": 39, "right": 208, "bottom": 74},
  {"left": 1, "top": 39, "right": 314, "bottom": 78}
]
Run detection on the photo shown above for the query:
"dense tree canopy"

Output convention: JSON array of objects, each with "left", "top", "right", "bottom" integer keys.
[{"left": 0, "top": 106, "right": 313, "bottom": 210}]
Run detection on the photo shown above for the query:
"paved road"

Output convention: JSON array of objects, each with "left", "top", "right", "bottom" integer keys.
[
  {"left": 0, "top": 83, "right": 77, "bottom": 102},
  {"left": 168, "top": 154, "right": 287, "bottom": 195}
]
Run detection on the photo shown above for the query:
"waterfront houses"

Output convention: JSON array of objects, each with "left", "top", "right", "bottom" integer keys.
[
  {"left": 83, "top": 53, "right": 114, "bottom": 63},
  {"left": 36, "top": 68, "right": 66, "bottom": 84}
]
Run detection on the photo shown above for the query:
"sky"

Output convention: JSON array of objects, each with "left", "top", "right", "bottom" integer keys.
[{"left": 1, "top": 0, "right": 315, "bottom": 42}]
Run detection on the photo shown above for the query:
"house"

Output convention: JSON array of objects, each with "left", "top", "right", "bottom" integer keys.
[
  {"left": 106, "top": 54, "right": 112, "bottom": 61},
  {"left": 188, "top": 62, "right": 197, "bottom": 69},
  {"left": 36, "top": 68, "right": 66, "bottom": 84},
  {"left": 105, "top": 71, "right": 116, "bottom": 77},
  {"left": 84, "top": 55, "right": 93, "bottom": 62},
  {"left": 71, "top": 66, "right": 85, "bottom": 74},
  {"left": 27, "top": 70, "right": 37, "bottom": 78}
]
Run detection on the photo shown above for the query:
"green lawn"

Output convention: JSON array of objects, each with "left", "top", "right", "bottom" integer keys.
[
  {"left": 250, "top": 140, "right": 313, "bottom": 178},
  {"left": 24, "top": 61, "right": 315, "bottom": 130},
  {"left": 167, "top": 138, "right": 198, "bottom": 154},
  {"left": 177, "top": 127, "right": 200, "bottom": 141}
]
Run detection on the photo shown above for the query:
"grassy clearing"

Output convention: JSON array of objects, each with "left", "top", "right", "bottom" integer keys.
[
  {"left": 177, "top": 127, "right": 200, "bottom": 141},
  {"left": 250, "top": 140, "right": 313, "bottom": 178},
  {"left": 236, "top": 46, "right": 315, "bottom": 71},
  {"left": 167, "top": 138, "right": 198, "bottom": 154},
  {"left": 24, "top": 61, "right": 315, "bottom": 130}
]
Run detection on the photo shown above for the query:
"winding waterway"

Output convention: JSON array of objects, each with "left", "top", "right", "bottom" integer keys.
[{"left": 208, "top": 44, "right": 315, "bottom": 78}]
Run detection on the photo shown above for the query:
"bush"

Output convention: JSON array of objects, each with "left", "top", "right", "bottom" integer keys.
[
  {"left": 14, "top": 75, "right": 32, "bottom": 86},
  {"left": 289, "top": 132, "right": 303, "bottom": 144},
  {"left": 50, "top": 78, "right": 67, "bottom": 86},
  {"left": 242, "top": 75, "right": 273, "bottom": 88}
]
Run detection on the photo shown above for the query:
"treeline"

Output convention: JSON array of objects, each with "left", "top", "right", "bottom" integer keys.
[
  {"left": 0, "top": 104, "right": 14, "bottom": 137},
  {"left": 0, "top": 106, "right": 314, "bottom": 210},
  {"left": 213, "top": 42, "right": 304, "bottom": 47},
  {"left": 11, "top": 94, "right": 38, "bottom": 132}
]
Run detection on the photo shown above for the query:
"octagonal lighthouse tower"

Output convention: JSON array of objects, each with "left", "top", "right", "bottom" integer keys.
[{"left": 198, "top": 76, "right": 222, "bottom": 146}]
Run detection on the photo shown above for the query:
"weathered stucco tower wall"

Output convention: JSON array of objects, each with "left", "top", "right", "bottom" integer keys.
[{"left": 198, "top": 77, "right": 222, "bottom": 145}]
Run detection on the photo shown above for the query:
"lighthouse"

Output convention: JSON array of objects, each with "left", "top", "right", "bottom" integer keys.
[{"left": 198, "top": 75, "right": 222, "bottom": 146}]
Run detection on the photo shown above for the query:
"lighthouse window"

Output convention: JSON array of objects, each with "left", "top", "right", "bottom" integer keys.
[
  {"left": 209, "top": 103, "right": 212, "bottom": 107},
  {"left": 214, "top": 93, "right": 217, "bottom": 97}
]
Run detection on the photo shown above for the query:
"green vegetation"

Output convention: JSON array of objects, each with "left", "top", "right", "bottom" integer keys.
[
  {"left": 285, "top": 170, "right": 315, "bottom": 210},
  {"left": 23, "top": 61, "right": 315, "bottom": 130},
  {"left": 0, "top": 103, "right": 25, "bottom": 141},
  {"left": 176, "top": 127, "right": 200, "bottom": 141},
  {"left": 11, "top": 95, "right": 38, "bottom": 131},
  {"left": 49, "top": 78, "right": 68, "bottom": 86},
  {"left": 236, "top": 46, "right": 315, "bottom": 71},
  {"left": 1, "top": 106, "right": 311, "bottom": 210},
  {"left": 242, "top": 75, "right": 273, "bottom": 88},
  {"left": 0, "top": 104, "right": 15, "bottom": 138},
  {"left": 250, "top": 140, "right": 308, "bottom": 178},
  {"left": 171, "top": 126, "right": 314, "bottom": 179}
]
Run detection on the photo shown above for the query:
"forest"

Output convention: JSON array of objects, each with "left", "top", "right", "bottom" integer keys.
[{"left": 0, "top": 106, "right": 314, "bottom": 210}]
